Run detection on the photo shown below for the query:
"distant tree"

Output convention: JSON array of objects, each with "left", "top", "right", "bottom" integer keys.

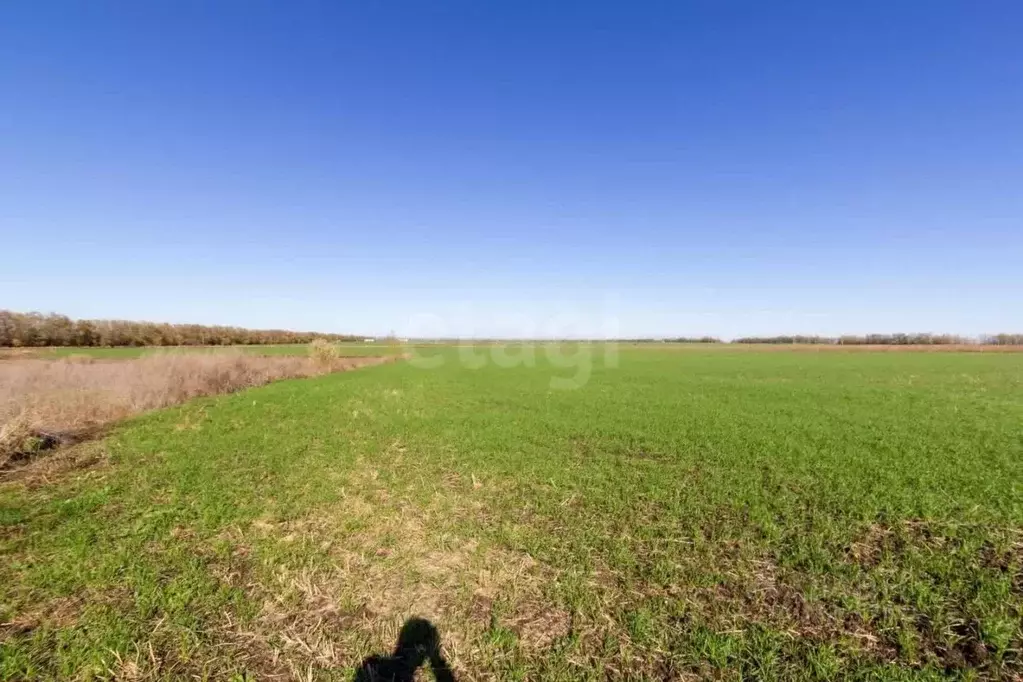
[
  {"left": 733, "top": 335, "right": 834, "bottom": 344},
  {"left": 0, "top": 310, "right": 16, "bottom": 347},
  {"left": 984, "top": 333, "right": 1023, "bottom": 346}
]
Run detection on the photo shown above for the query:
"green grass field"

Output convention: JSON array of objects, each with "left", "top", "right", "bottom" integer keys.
[{"left": 2, "top": 347, "right": 1022, "bottom": 680}]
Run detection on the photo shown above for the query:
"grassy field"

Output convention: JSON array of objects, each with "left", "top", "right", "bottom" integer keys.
[
  {"left": 29, "top": 344, "right": 402, "bottom": 360},
  {"left": 2, "top": 347, "right": 1022, "bottom": 680}
]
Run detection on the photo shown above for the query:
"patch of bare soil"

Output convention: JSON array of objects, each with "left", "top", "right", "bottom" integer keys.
[
  {"left": 213, "top": 469, "right": 571, "bottom": 680},
  {"left": 0, "top": 440, "right": 110, "bottom": 489},
  {"left": 0, "top": 596, "right": 83, "bottom": 640},
  {"left": 699, "top": 556, "right": 892, "bottom": 655},
  {"left": 843, "top": 520, "right": 1023, "bottom": 673}
]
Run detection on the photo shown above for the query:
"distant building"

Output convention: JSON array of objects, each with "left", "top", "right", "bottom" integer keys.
[{"left": 363, "top": 338, "right": 376, "bottom": 343}]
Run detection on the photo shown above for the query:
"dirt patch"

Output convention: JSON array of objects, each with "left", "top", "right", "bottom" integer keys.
[
  {"left": 0, "top": 596, "right": 83, "bottom": 639},
  {"left": 683, "top": 554, "right": 891, "bottom": 659},
  {"left": 841, "top": 520, "right": 1023, "bottom": 672},
  {"left": 224, "top": 480, "right": 572, "bottom": 679},
  {"left": 846, "top": 519, "right": 986, "bottom": 569},
  {"left": 0, "top": 440, "right": 110, "bottom": 488},
  {"left": 0, "top": 414, "right": 104, "bottom": 472}
]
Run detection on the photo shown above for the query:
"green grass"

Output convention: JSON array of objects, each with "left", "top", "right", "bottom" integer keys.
[{"left": 2, "top": 347, "right": 1023, "bottom": 680}]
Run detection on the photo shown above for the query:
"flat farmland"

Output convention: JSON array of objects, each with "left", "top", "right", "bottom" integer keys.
[
  {"left": 2, "top": 347, "right": 1023, "bottom": 680},
  {"left": 27, "top": 344, "right": 403, "bottom": 360}
]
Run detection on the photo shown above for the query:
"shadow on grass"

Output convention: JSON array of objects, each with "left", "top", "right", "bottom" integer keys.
[{"left": 354, "top": 618, "right": 455, "bottom": 682}]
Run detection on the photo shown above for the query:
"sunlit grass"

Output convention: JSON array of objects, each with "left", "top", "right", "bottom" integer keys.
[{"left": 2, "top": 347, "right": 1022, "bottom": 679}]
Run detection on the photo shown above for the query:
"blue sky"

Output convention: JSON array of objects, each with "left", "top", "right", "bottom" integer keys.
[{"left": 2, "top": 2, "right": 1021, "bottom": 339}]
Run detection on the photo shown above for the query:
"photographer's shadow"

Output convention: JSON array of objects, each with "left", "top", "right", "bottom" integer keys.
[{"left": 354, "top": 617, "right": 455, "bottom": 682}]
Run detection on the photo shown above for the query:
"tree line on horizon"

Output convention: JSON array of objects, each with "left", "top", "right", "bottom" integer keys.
[
  {"left": 0, "top": 311, "right": 358, "bottom": 348},
  {"left": 620, "top": 337, "right": 723, "bottom": 344},
  {"left": 607, "top": 333, "right": 1023, "bottom": 345},
  {"left": 2, "top": 311, "right": 1020, "bottom": 348},
  {"left": 732, "top": 333, "right": 1023, "bottom": 345}
]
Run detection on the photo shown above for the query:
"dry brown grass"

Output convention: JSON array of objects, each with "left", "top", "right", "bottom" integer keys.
[
  {"left": 224, "top": 475, "right": 572, "bottom": 680},
  {"left": 0, "top": 351, "right": 397, "bottom": 467},
  {"left": 0, "top": 348, "right": 41, "bottom": 360}
]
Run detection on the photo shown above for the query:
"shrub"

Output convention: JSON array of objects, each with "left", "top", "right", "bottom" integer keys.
[
  {"left": 0, "top": 411, "right": 34, "bottom": 468},
  {"left": 309, "top": 339, "right": 342, "bottom": 366}
]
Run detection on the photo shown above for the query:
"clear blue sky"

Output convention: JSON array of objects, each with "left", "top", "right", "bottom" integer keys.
[{"left": 2, "top": 2, "right": 1021, "bottom": 339}]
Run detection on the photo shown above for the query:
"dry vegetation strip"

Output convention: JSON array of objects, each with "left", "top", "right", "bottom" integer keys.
[{"left": 0, "top": 349, "right": 399, "bottom": 468}]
